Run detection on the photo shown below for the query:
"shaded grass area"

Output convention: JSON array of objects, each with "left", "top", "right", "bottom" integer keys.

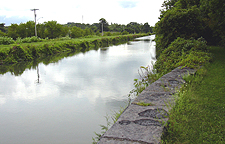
[{"left": 162, "top": 46, "right": 225, "bottom": 143}]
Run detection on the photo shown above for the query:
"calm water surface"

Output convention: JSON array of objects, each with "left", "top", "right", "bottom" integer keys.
[{"left": 0, "top": 35, "right": 156, "bottom": 144}]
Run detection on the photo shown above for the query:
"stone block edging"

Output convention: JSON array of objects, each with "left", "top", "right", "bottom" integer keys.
[{"left": 98, "top": 67, "right": 196, "bottom": 144}]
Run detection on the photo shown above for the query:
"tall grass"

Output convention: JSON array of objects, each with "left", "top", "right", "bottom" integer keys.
[{"left": 162, "top": 46, "right": 225, "bottom": 143}]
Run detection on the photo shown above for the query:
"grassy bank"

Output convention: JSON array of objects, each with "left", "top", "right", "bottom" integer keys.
[
  {"left": 162, "top": 46, "right": 225, "bottom": 143},
  {"left": 0, "top": 34, "right": 147, "bottom": 65}
]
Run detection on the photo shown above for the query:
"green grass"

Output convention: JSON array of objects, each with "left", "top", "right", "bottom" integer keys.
[
  {"left": 0, "top": 34, "right": 146, "bottom": 49},
  {"left": 134, "top": 101, "right": 154, "bottom": 106},
  {"left": 162, "top": 46, "right": 225, "bottom": 143},
  {"left": 0, "top": 34, "right": 147, "bottom": 65}
]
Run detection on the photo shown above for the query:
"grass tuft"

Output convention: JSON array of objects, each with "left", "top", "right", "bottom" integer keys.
[{"left": 134, "top": 101, "right": 154, "bottom": 106}]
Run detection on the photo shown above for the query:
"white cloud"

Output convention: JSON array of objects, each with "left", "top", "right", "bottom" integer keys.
[
  {"left": 0, "top": 0, "right": 165, "bottom": 26},
  {"left": 0, "top": 97, "right": 6, "bottom": 105}
]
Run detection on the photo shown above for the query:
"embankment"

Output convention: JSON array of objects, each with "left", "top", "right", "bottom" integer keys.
[
  {"left": 0, "top": 34, "right": 147, "bottom": 65},
  {"left": 98, "top": 67, "right": 196, "bottom": 144}
]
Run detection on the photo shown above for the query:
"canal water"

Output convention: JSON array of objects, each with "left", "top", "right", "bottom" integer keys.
[{"left": 0, "top": 35, "right": 156, "bottom": 144}]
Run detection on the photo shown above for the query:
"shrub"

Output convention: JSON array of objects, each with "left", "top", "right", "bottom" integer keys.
[
  {"left": 121, "top": 30, "right": 129, "bottom": 35},
  {"left": 16, "top": 36, "right": 44, "bottom": 43},
  {"left": 4, "top": 45, "right": 32, "bottom": 63},
  {"left": 0, "top": 36, "right": 15, "bottom": 45},
  {"left": 154, "top": 37, "right": 211, "bottom": 75},
  {"left": 155, "top": 6, "right": 204, "bottom": 57},
  {"left": 0, "top": 49, "right": 8, "bottom": 60},
  {"left": 104, "top": 32, "right": 112, "bottom": 36},
  {"left": 55, "top": 36, "right": 71, "bottom": 41},
  {"left": 70, "top": 27, "right": 83, "bottom": 38},
  {"left": 0, "top": 30, "right": 6, "bottom": 37}
]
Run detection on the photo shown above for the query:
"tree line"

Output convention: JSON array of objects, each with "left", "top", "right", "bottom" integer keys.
[
  {"left": 0, "top": 18, "right": 153, "bottom": 40},
  {"left": 152, "top": 0, "right": 224, "bottom": 76},
  {"left": 155, "top": 0, "right": 225, "bottom": 56}
]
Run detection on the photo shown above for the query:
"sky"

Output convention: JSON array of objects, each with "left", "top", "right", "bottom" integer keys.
[{"left": 0, "top": 0, "right": 165, "bottom": 26}]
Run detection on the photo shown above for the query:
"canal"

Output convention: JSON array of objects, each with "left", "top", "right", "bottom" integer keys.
[{"left": 0, "top": 35, "right": 156, "bottom": 144}]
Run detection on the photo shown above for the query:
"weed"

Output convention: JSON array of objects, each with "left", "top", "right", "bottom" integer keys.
[
  {"left": 92, "top": 106, "right": 127, "bottom": 143},
  {"left": 134, "top": 101, "right": 154, "bottom": 106},
  {"left": 128, "top": 65, "right": 161, "bottom": 98},
  {"left": 92, "top": 115, "right": 111, "bottom": 144}
]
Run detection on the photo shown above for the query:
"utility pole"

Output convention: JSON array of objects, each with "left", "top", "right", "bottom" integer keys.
[
  {"left": 82, "top": 15, "right": 83, "bottom": 23},
  {"left": 31, "top": 9, "right": 39, "bottom": 37},
  {"left": 102, "top": 23, "right": 103, "bottom": 36}
]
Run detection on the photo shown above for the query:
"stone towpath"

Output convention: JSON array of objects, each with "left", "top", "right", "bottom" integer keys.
[{"left": 98, "top": 67, "right": 196, "bottom": 144}]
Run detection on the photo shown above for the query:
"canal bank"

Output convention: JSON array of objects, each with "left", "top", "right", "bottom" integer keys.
[
  {"left": 0, "top": 34, "right": 147, "bottom": 65},
  {"left": 98, "top": 66, "right": 196, "bottom": 144}
]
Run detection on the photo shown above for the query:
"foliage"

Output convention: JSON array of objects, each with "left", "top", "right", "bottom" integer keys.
[
  {"left": 99, "top": 18, "right": 109, "bottom": 32},
  {"left": 0, "top": 23, "right": 6, "bottom": 33},
  {"left": 0, "top": 30, "right": 6, "bottom": 37},
  {"left": 67, "top": 21, "right": 152, "bottom": 34},
  {"left": 16, "top": 36, "right": 44, "bottom": 43},
  {"left": 134, "top": 101, "right": 154, "bottom": 106},
  {"left": 162, "top": 46, "right": 225, "bottom": 143},
  {"left": 7, "top": 24, "right": 20, "bottom": 39},
  {"left": 121, "top": 30, "right": 129, "bottom": 35},
  {"left": 5, "top": 20, "right": 152, "bottom": 40},
  {"left": 54, "top": 36, "right": 71, "bottom": 41},
  {"left": 92, "top": 105, "right": 127, "bottom": 144},
  {"left": 83, "top": 28, "right": 94, "bottom": 36},
  {"left": 0, "top": 36, "right": 15, "bottom": 45},
  {"left": 128, "top": 65, "right": 161, "bottom": 98},
  {"left": 43, "top": 21, "right": 66, "bottom": 39},
  {"left": 4, "top": 45, "right": 33, "bottom": 64},
  {"left": 143, "top": 22, "right": 153, "bottom": 33},
  {"left": 156, "top": 0, "right": 225, "bottom": 58},
  {"left": 70, "top": 26, "right": 84, "bottom": 38},
  {"left": 0, "top": 34, "right": 147, "bottom": 65},
  {"left": 104, "top": 32, "right": 112, "bottom": 36},
  {"left": 108, "top": 23, "right": 124, "bottom": 32},
  {"left": 155, "top": 6, "right": 203, "bottom": 57},
  {"left": 92, "top": 116, "right": 111, "bottom": 144},
  {"left": 126, "top": 22, "right": 142, "bottom": 33},
  {"left": 200, "top": 0, "right": 225, "bottom": 46},
  {"left": 154, "top": 37, "right": 212, "bottom": 75},
  {"left": 7, "top": 21, "right": 35, "bottom": 39}
]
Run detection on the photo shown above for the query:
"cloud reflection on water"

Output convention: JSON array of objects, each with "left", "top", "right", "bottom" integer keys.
[{"left": 0, "top": 36, "right": 156, "bottom": 105}]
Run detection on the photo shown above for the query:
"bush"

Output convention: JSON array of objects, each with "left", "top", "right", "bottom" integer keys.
[
  {"left": 121, "top": 30, "right": 129, "bottom": 35},
  {"left": 70, "top": 27, "right": 83, "bottom": 38},
  {"left": 0, "top": 30, "right": 6, "bottom": 37},
  {"left": 154, "top": 37, "right": 211, "bottom": 75},
  {"left": 0, "top": 36, "right": 15, "bottom": 45},
  {"left": 4, "top": 45, "right": 32, "bottom": 63},
  {"left": 104, "top": 32, "right": 112, "bottom": 36},
  {"left": 155, "top": 6, "right": 204, "bottom": 57},
  {"left": 16, "top": 36, "right": 44, "bottom": 43},
  {"left": 56, "top": 36, "right": 71, "bottom": 41}
]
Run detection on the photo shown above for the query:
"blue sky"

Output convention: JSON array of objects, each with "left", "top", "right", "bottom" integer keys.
[{"left": 0, "top": 0, "right": 165, "bottom": 26}]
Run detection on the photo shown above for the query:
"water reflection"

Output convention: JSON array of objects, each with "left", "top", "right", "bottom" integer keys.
[
  {"left": 36, "top": 65, "right": 40, "bottom": 84},
  {"left": 0, "top": 35, "right": 156, "bottom": 144}
]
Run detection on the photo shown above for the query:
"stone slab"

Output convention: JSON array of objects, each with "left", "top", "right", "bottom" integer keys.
[{"left": 98, "top": 67, "right": 196, "bottom": 144}]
